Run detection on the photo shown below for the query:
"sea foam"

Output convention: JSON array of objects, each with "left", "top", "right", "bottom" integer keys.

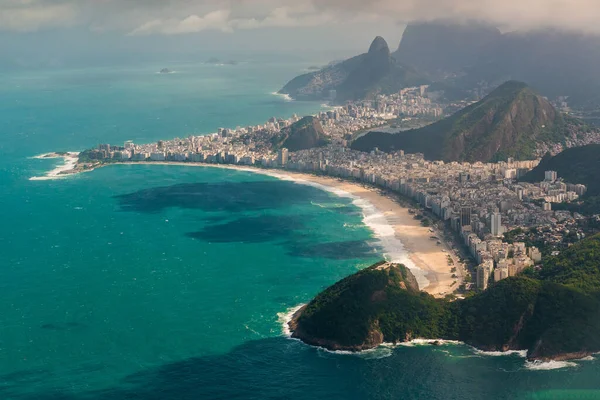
[
  {"left": 269, "top": 175, "right": 430, "bottom": 289},
  {"left": 277, "top": 304, "right": 305, "bottom": 337},
  {"left": 525, "top": 360, "right": 579, "bottom": 370},
  {"left": 271, "top": 92, "right": 292, "bottom": 102},
  {"left": 473, "top": 349, "right": 528, "bottom": 357}
]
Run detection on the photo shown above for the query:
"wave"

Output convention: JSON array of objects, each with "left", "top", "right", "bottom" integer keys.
[
  {"left": 271, "top": 92, "right": 292, "bottom": 102},
  {"left": 258, "top": 172, "right": 430, "bottom": 289},
  {"left": 392, "top": 339, "right": 463, "bottom": 347},
  {"left": 277, "top": 304, "right": 305, "bottom": 337},
  {"left": 30, "top": 152, "right": 80, "bottom": 181},
  {"left": 277, "top": 302, "right": 593, "bottom": 369},
  {"left": 473, "top": 349, "right": 528, "bottom": 357},
  {"left": 525, "top": 360, "right": 578, "bottom": 370}
]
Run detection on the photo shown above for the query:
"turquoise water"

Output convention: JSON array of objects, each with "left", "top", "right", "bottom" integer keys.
[{"left": 1, "top": 61, "right": 600, "bottom": 400}]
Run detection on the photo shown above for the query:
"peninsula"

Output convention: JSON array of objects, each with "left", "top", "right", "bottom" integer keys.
[
  {"left": 35, "top": 79, "right": 600, "bottom": 361},
  {"left": 289, "top": 232, "right": 600, "bottom": 361}
]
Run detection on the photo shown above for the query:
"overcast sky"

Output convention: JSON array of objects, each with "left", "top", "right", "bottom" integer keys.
[{"left": 2, "top": 0, "right": 600, "bottom": 67}]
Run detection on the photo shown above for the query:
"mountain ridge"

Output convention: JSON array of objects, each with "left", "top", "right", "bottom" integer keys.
[
  {"left": 278, "top": 37, "right": 428, "bottom": 102},
  {"left": 290, "top": 235, "right": 600, "bottom": 361},
  {"left": 350, "top": 81, "right": 589, "bottom": 162}
]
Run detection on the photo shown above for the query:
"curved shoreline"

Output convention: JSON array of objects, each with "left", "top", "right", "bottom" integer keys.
[
  {"left": 278, "top": 303, "right": 588, "bottom": 369},
  {"left": 35, "top": 160, "right": 458, "bottom": 295}
]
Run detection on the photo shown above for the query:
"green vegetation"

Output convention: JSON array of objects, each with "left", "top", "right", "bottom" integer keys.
[
  {"left": 352, "top": 81, "right": 597, "bottom": 162},
  {"left": 292, "top": 234, "right": 600, "bottom": 359},
  {"left": 521, "top": 144, "right": 600, "bottom": 215},
  {"left": 522, "top": 144, "right": 600, "bottom": 196},
  {"left": 295, "top": 262, "right": 450, "bottom": 348},
  {"left": 272, "top": 116, "right": 329, "bottom": 152}
]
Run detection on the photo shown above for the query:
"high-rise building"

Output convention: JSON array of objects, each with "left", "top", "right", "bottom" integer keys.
[
  {"left": 544, "top": 170, "right": 558, "bottom": 182},
  {"left": 490, "top": 210, "right": 503, "bottom": 237},
  {"left": 461, "top": 207, "right": 472, "bottom": 227},
  {"left": 277, "top": 148, "right": 289, "bottom": 167},
  {"left": 477, "top": 260, "right": 493, "bottom": 290},
  {"left": 494, "top": 267, "right": 510, "bottom": 282}
]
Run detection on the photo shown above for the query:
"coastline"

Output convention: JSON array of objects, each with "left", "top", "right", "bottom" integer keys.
[
  {"left": 49, "top": 160, "right": 456, "bottom": 296},
  {"left": 30, "top": 152, "right": 81, "bottom": 181},
  {"left": 129, "top": 162, "right": 457, "bottom": 295},
  {"left": 30, "top": 159, "right": 595, "bottom": 369}
]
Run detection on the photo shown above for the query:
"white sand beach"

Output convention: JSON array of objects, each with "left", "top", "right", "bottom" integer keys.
[
  {"left": 30, "top": 158, "right": 460, "bottom": 296},
  {"left": 130, "top": 162, "right": 460, "bottom": 296}
]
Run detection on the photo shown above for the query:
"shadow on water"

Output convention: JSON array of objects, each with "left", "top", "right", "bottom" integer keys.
[
  {"left": 114, "top": 181, "right": 333, "bottom": 214},
  {"left": 186, "top": 215, "right": 307, "bottom": 244},
  {"left": 4, "top": 337, "right": 594, "bottom": 400},
  {"left": 286, "top": 240, "right": 382, "bottom": 260}
]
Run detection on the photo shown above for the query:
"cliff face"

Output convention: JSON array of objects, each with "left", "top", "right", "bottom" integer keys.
[
  {"left": 279, "top": 37, "right": 428, "bottom": 102},
  {"left": 351, "top": 81, "right": 574, "bottom": 162},
  {"left": 291, "top": 237, "right": 600, "bottom": 360},
  {"left": 272, "top": 116, "right": 328, "bottom": 152},
  {"left": 289, "top": 262, "right": 448, "bottom": 351}
]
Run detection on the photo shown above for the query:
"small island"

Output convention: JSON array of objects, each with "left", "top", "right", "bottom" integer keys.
[
  {"left": 159, "top": 68, "right": 172, "bottom": 74},
  {"left": 289, "top": 236, "right": 600, "bottom": 361}
]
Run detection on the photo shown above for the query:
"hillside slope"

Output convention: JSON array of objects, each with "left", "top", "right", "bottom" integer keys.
[
  {"left": 290, "top": 235, "right": 600, "bottom": 360},
  {"left": 351, "top": 81, "right": 583, "bottom": 162},
  {"left": 272, "top": 116, "right": 329, "bottom": 152},
  {"left": 279, "top": 37, "right": 428, "bottom": 102},
  {"left": 521, "top": 144, "right": 600, "bottom": 196}
]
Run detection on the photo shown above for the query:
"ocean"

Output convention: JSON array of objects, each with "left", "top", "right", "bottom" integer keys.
[{"left": 1, "top": 59, "right": 600, "bottom": 400}]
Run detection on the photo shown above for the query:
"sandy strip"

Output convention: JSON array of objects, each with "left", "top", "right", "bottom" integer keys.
[
  {"left": 30, "top": 158, "right": 458, "bottom": 296},
  {"left": 127, "top": 162, "right": 458, "bottom": 296},
  {"left": 30, "top": 152, "right": 81, "bottom": 181}
]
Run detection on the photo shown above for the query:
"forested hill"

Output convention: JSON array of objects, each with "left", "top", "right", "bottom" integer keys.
[
  {"left": 521, "top": 144, "right": 600, "bottom": 196},
  {"left": 290, "top": 235, "right": 600, "bottom": 361},
  {"left": 351, "top": 81, "right": 591, "bottom": 162}
]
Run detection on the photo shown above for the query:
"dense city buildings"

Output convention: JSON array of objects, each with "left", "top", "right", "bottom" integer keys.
[{"left": 82, "top": 91, "right": 594, "bottom": 293}]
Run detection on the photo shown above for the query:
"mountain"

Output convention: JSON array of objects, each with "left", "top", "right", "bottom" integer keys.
[
  {"left": 272, "top": 116, "right": 329, "bottom": 152},
  {"left": 278, "top": 37, "right": 428, "bottom": 102},
  {"left": 290, "top": 235, "right": 600, "bottom": 361},
  {"left": 466, "top": 30, "right": 600, "bottom": 109},
  {"left": 351, "top": 81, "right": 590, "bottom": 162},
  {"left": 393, "top": 21, "right": 600, "bottom": 109},
  {"left": 522, "top": 145, "right": 600, "bottom": 196},
  {"left": 393, "top": 21, "right": 502, "bottom": 79},
  {"left": 521, "top": 144, "right": 600, "bottom": 215},
  {"left": 289, "top": 262, "right": 445, "bottom": 351}
]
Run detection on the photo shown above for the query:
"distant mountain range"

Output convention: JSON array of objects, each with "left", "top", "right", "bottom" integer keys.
[
  {"left": 280, "top": 21, "right": 600, "bottom": 109},
  {"left": 278, "top": 37, "right": 428, "bottom": 102},
  {"left": 393, "top": 21, "right": 502, "bottom": 80},
  {"left": 351, "top": 81, "right": 598, "bottom": 162}
]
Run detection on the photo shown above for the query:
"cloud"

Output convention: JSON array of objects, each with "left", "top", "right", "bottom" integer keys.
[
  {"left": 2, "top": 0, "right": 600, "bottom": 35},
  {"left": 313, "top": 0, "right": 600, "bottom": 34},
  {"left": 0, "top": 1, "right": 77, "bottom": 32},
  {"left": 128, "top": 5, "right": 334, "bottom": 35},
  {"left": 129, "top": 9, "right": 233, "bottom": 35}
]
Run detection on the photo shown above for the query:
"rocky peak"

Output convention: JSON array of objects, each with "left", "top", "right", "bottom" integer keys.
[{"left": 368, "top": 36, "right": 391, "bottom": 56}]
